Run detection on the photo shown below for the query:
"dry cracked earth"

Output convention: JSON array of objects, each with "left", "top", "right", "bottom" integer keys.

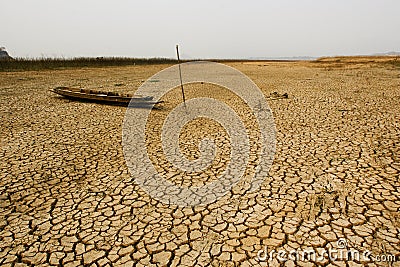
[{"left": 1, "top": 58, "right": 400, "bottom": 266}]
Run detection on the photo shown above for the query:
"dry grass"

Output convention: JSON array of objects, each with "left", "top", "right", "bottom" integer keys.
[{"left": 0, "top": 57, "right": 178, "bottom": 72}]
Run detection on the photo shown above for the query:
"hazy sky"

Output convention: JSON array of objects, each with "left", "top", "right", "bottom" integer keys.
[{"left": 1, "top": 0, "right": 399, "bottom": 59}]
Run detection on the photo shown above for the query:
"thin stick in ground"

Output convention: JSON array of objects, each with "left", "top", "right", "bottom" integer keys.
[{"left": 176, "top": 44, "right": 186, "bottom": 106}]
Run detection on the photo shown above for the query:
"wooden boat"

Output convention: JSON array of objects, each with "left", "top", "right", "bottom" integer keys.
[{"left": 50, "top": 87, "right": 163, "bottom": 106}]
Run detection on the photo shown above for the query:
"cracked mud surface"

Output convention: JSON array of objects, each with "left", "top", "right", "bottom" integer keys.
[{"left": 1, "top": 59, "right": 399, "bottom": 266}]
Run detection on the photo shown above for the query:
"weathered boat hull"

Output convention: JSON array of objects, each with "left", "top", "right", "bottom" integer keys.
[{"left": 51, "top": 87, "right": 162, "bottom": 106}]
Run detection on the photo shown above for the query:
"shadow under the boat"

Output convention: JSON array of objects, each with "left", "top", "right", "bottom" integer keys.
[{"left": 53, "top": 95, "right": 164, "bottom": 110}]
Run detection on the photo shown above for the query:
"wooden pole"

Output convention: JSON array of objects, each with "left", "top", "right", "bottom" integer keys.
[{"left": 176, "top": 45, "right": 186, "bottom": 106}]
